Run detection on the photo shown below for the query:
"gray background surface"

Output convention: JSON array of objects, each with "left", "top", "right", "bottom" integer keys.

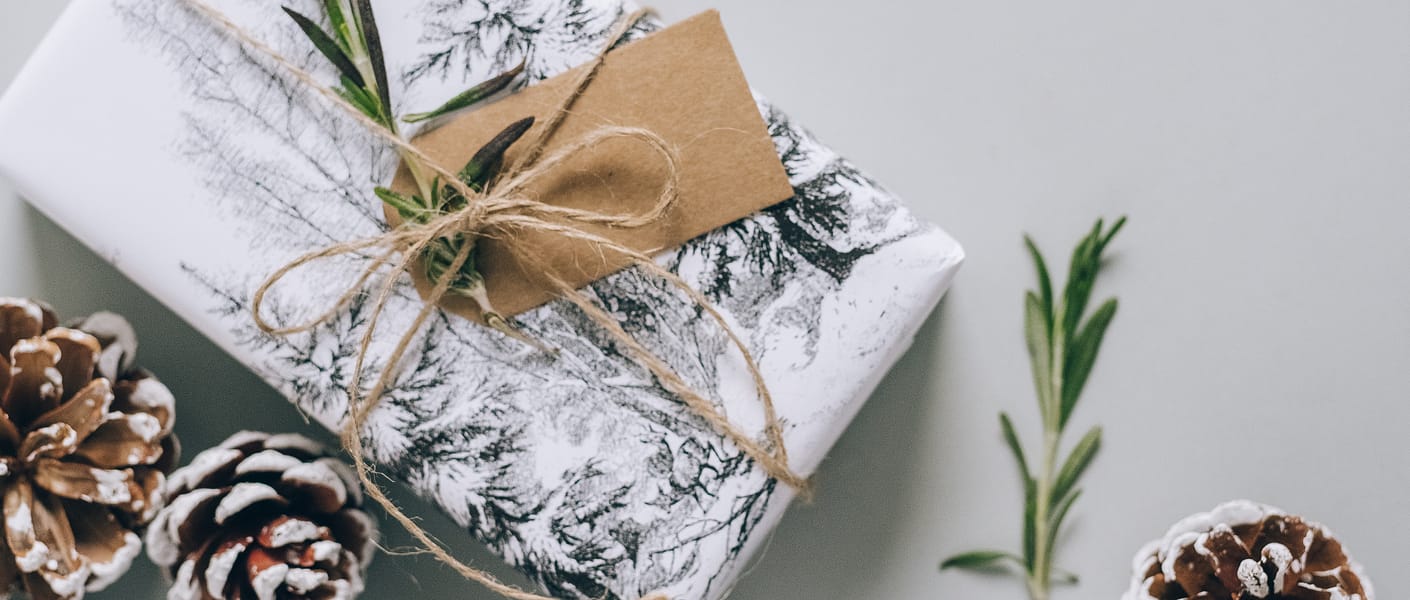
[{"left": 3, "top": 1, "right": 1407, "bottom": 598}]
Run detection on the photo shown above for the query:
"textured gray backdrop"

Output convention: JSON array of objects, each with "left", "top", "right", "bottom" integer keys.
[{"left": 2, "top": 1, "right": 1406, "bottom": 599}]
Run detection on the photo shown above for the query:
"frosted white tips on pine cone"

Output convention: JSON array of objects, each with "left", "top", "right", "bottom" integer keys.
[
  {"left": 148, "top": 431, "right": 376, "bottom": 600},
  {"left": 1123, "top": 500, "right": 1373, "bottom": 600},
  {"left": 214, "top": 483, "right": 287, "bottom": 524},
  {"left": 83, "top": 530, "right": 142, "bottom": 592},
  {"left": 62, "top": 312, "right": 137, "bottom": 382},
  {"left": 0, "top": 298, "right": 178, "bottom": 599}
]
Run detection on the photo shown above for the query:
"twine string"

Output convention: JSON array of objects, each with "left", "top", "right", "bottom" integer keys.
[{"left": 177, "top": 1, "right": 810, "bottom": 598}]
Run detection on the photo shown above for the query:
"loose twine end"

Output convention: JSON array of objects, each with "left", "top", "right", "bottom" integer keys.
[{"left": 181, "top": 1, "right": 811, "bottom": 598}]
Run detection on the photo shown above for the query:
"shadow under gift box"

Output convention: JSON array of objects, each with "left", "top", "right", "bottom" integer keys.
[{"left": 0, "top": 1, "right": 964, "bottom": 599}]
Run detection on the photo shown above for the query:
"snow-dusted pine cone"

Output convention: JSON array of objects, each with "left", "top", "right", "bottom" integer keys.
[
  {"left": 146, "top": 432, "right": 376, "bottom": 600},
  {"left": 0, "top": 297, "right": 178, "bottom": 598},
  {"left": 1124, "top": 500, "right": 1372, "bottom": 600}
]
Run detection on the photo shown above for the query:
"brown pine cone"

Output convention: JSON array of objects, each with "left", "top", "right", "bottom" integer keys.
[
  {"left": 0, "top": 297, "right": 179, "bottom": 598},
  {"left": 146, "top": 431, "right": 376, "bottom": 600},
  {"left": 1124, "top": 500, "right": 1372, "bottom": 600}
]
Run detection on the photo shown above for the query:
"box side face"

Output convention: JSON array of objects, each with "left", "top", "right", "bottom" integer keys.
[{"left": 0, "top": 1, "right": 964, "bottom": 598}]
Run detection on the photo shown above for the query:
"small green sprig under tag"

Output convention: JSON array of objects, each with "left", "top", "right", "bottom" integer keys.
[
  {"left": 284, "top": 0, "right": 536, "bottom": 343},
  {"left": 941, "top": 217, "right": 1126, "bottom": 600}
]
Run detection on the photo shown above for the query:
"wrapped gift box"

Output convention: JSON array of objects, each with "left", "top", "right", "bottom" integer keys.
[{"left": 0, "top": 1, "right": 964, "bottom": 598}]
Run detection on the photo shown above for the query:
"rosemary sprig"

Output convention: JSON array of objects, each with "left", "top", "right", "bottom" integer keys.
[
  {"left": 283, "top": 1, "right": 534, "bottom": 342},
  {"left": 941, "top": 217, "right": 1126, "bottom": 600}
]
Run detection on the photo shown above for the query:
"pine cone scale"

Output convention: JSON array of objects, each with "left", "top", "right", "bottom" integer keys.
[
  {"left": 1304, "top": 535, "right": 1347, "bottom": 573},
  {"left": 153, "top": 488, "right": 222, "bottom": 563},
  {"left": 31, "top": 458, "right": 145, "bottom": 509},
  {"left": 200, "top": 537, "right": 245, "bottom": 598},
  {"left": 4, "top": 478, "right": 89, "bottom": 599},
  {"left": 0, "top": 302, "right": 46, "bottom": 354},
  {"left": 75, "top": 413, "right": 167, "bottom": 469},
  {"left": 168, "top": 448, "right": 245, "bottom": 495},
  {"left": 31, "top": 378, "right": 112, "bottom": 443},
  {"left": 111, "top": 377, "right": 176, "bottom": 438},
  {"left": 6, "top": 338, "right": 63, "bottom": 424},
  {"left": 65, "top": 499, "right": 140, "bottom": 571},
  {"left": 45, "top": 330, "right": 100, "bottom": 403},
  {"left": 4, "top": 479, "right": 44, "bottom": 571},
  {"left": 19, "top": 423, "right": 80, "bottom": 464}
]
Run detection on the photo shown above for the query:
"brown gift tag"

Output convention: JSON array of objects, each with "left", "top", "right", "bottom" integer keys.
[{"left": 387, "top": 10, "right": 794, "bottom": 319}]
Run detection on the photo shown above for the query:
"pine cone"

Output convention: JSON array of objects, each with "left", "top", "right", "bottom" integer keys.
[
  {"left": 0, "top": 297, "right": 179, "bottom": 598},
  {"left": 147, "top": 431, "right": 377, "bottom": 600},
  {"left": 1124, "top": 500, "right": 1373, "bottom": 600}
]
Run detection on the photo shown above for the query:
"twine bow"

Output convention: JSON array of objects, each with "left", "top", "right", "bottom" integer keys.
[{"left": 178, "top": 1, "right": 811, "bottom": 599}]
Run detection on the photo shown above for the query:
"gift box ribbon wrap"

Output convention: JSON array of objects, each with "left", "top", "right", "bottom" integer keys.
[{"left": 0, "top": 1, "right": 965, "bottom": 598}]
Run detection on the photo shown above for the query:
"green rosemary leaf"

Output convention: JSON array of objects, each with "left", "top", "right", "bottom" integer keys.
[
  {"left": 333, "top": 85, "right": 363, "bottom": 113},
  {"left": 425, "top": 238, "right": 478, "bottom": 288},
  {"left": 1060, "top": 221, "right": 1105, "bottom": 339},
  {"left": 425, "top": 238, "right": 465, "bottom": 282},
  {"left": 373, "top": 186, "right": 423, "bottom": 220},
  {"left": 282, "top": 7, "right": 364, "bottom": 88},
  {"left": 1060, "top": 298, "right": 1118, "bottom": 426},
  {"left": 1024, "top": 235, "right": 1053, "bottom": 331},
  {"left": 322, "top": 0, "right": 350, "bottom": 51},
  {"left": 459, "top": 116, "right": 537, "bottom": 191},
  {"left": 1044, "top": 488, "right": 1083, "bottom": 583},
  {"left": 439, "top": 178, "right": 469, "bottom": 213},
  {"left": 1100, "top": 216, "right": 1127, "bottom": 249},
  {"left": 1050, "top": 426, "right": 1101, "bottom": 510},
  {"left": 1024, "top": 291, "right": 1052, "bottom": 415},
  {"left": 335, "top": 76, "right": 378, "bottom": 119},
  {"left": 999, "top": 412, "right": 1030, "bottom": 481},
  {"left": 350, "top": 0, "right": 391, "bottom": 117},
  {"left": 940, "top": 551, "right": 1022, "bottom": 572},
  {"left": 429, "top": 176, "right": 445, "bottom": 211},
  {"left": 403, "top": 62, "right": 526, "bottom": 124},
  {"left": 1048, "top": 488, "right": 1081, "bottom": 533},
  {"left": 431, "top": 244, "right": 458, "bottom": 267}
]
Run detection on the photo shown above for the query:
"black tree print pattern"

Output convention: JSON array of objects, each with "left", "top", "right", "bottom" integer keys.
[{"left": 90, "top": 0, "right": 960, "bottom": 597}]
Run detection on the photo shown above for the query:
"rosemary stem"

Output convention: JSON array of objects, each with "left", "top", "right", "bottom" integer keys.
[
  {"left": 398, "top": 148, "right": 436, "bottom": 206},
  {"left": 461, "top": 280, "right": 556, "bottom": 354},
  {"left": 1030, "top": 309, "right": 1067, "bottom": 600},
  {"left": 1030, "top": 430, "right": 1059, "bottom": 600}
]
